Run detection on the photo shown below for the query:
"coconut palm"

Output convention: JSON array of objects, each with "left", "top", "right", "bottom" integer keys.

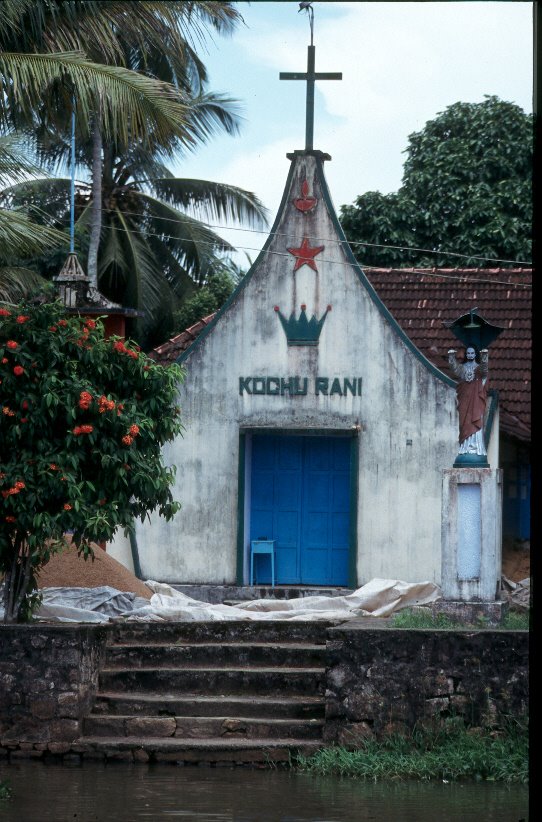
[
  {"left": 0, "top": 134, "right": 65, "bottom": 301},
  {"left": 0, "top": 1, "right": 268, "bottom": 339}
]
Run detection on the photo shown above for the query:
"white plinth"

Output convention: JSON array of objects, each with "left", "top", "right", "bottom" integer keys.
[{"left": 441, "top": 468, "right": 503, "bottom": 602}]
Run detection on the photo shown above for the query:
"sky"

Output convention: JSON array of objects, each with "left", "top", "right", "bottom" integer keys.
[{"left": 175, "top": 1, "right": 533, "bottom": 266}]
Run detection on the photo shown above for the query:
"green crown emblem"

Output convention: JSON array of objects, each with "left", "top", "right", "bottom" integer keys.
[{"left": 274, "top": 304, "right": 331, "bottom": 346}]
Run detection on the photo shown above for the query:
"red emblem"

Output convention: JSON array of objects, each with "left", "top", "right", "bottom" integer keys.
[
  {"left": 286, "top": 237, "right": 325, "bottom": 272},
  {"left": 293, "top": 180, "right": 317, "bottom": 212}
]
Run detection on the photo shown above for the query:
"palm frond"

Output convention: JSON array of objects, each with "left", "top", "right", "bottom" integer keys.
[
  {"left": 0, "top": 206, "right": 67, "bottom": 259},
  {"left": 0, "top": 265, "right": 48, "bottom": 302},
  {"left": 151, "top": 178, "right": 270, "bottom": 227},
  {"left": 139, "top": 190, "right": 231, "bottom": 245},
  {"left": 0, "top": 51, "right": 199, "bottom": 148},
  {"left": 0, "top": 134, "right": 45, "bottom": 187}
]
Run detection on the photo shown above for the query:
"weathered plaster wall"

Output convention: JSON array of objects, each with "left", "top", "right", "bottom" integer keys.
[
  {"left": 324, "top": 625, "right": 529, "bottom": 744},
  {"left": 117, "top": 152, "right": 484, "bottom": 587},
  {"left": 0, "top": 625, "right": 108, "bottom": 751}
]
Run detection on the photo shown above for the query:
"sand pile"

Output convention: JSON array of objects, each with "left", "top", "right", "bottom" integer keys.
[
  {"left": 36, "top": 541, "right": 152, "bottom": 600},
  {"left": 502, "top": 540, "right": 530, "bottom": 583}
]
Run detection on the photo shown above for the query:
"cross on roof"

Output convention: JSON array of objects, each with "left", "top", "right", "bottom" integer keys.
[{"left": 280, "top": 45, "right": 342, "bottom": 151}]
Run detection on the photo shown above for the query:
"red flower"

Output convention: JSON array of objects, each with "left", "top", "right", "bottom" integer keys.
[
  {"left": 85, "top": 319, "right": 96, "bottom": 329},
  {"left": 122, "top": 435, "right": 134, "bottom": 446},
  {"left": 13, "top": 365, "right": 24, "bottom": 376},
  {"left": 98, "top": 498, "right": 106, "bottom": 505},
  {"left": 14, "top": 481, "right": 25, "bottom": 490},
  {"left": 6, "top": 340, "right": 18, "bottom": 349},
  {"left": 21, "top": 400, "right": 29, "bottom": 410},
  {"left": 80, "top": 424, "right": 93, "bottom": 434},
  {"left": 72, "top": 426, "right": 82, "bottom": 436},
  {"left": 129, "top": 424, "right": 140, "bottom": 436},
  {"left": 20, "top": 417, "right": 28, "bottom": 423},
  {"left": 1, "top": 357, "right": 7, "bottom": 364},
  {"left": 5, "top": 516, "right": 16, "bottom": 523},
  {"left": 98, "top": 395, "right": 115, "bottom": 413},
  {"left": 0, "top": 308, "right": 11, "bottom": 316},
  {"left": 16, "top": 315, "right": 29, "bottom": 324},
  {"left": 49, "top": 463, "right": 58, "bottom": 470},
  {"left": 78, "top": 390, "right": 93, "bottom": 410},
  {"left": 63, "top": 503, "right": 72, "bottom": 511},
  {"left": 58, "top": 319, "right": 68, "bottom": 327}
]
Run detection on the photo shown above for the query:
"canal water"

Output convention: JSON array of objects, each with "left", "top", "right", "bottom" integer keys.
[{"left": 0, "top": 761, "right": 529, "bottom": 822}]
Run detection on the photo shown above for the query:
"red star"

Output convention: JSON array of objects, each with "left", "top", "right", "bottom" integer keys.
[{"left": 286, "top": 237, "right": 325, "bottom": 272}]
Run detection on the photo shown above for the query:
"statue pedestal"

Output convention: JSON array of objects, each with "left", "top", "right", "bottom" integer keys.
[{"left": 441, "top": 468, "right": 503, "bottom": 602}]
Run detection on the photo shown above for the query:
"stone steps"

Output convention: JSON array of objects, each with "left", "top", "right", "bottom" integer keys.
[
  {"left": 92, "top": 692, "right": 325, "bottom": 719},
  {"left": 107, "top": 619, "right": 340, "bottom": 645},
  {"left": 83, "top": 714, "right": 324, "bottom": 740},
  {"left": 77, "top": 619, "right": 333, "bottom": 765},
  {"left": 106, "top": 641, "right": 326, "bottom": 668},
  {"left": 72, "top": 736, "right": 323, "bottom": 764},
  {"left": 98, "top": 666, "right": 326, "bottom": 696}
]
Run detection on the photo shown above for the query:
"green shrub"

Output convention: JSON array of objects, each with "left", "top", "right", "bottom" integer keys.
[{"left": 1, "top": 299, "right": 184, "bottom": 622}]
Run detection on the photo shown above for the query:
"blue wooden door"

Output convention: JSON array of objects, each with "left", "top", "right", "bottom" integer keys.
[{"left": 250, "top": 435, "right": 351, "bottom": 585}]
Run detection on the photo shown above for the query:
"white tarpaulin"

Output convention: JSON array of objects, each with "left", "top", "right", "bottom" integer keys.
[{"left": 1, "top": 578, "right": 442, "bottom": 623}]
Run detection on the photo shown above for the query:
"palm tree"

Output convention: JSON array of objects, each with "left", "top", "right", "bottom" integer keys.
[
  {"left": 0, "top": 1, "right": 268, "bottom": 340},
  {"left": 0, "top": 134, "right": 65, "bottom": 301},
  {"left": 0, "top": 3, "right": 262, "bottom": 291}
]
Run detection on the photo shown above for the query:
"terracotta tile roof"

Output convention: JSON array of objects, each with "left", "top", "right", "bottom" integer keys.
[
  {"left": 148, "top": 313, "right": 216, "bottom": 366},
  {"left": 363, "top": 267, "right": 531, "bottom": 443},
  {"left": 150, "top": 268, "right": 531, "bottom": 443}
]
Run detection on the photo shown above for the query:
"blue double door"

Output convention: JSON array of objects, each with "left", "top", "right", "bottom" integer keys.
[{"left": 249, "top": 434, "right": 352, "bottom": 586}]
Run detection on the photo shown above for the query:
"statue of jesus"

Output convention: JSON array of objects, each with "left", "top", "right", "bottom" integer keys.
[{"left": 447, "top": 345, "right": 489, "bottom": 456}]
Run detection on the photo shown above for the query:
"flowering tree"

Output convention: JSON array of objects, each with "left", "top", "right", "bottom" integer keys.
[{"left": 0, "top": 299, "right": 184, "bottom": 622}]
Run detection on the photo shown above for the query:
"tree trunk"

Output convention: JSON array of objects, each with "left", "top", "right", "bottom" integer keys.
[
  {"left": 2, "top": 534, "right": 32, "bottom": 623},
  {"left": 87, "top": 115, "right": 103, "bottom": 291}
]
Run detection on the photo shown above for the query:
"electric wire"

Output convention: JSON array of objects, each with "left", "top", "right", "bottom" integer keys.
[
  {"left": 74, "top": 219, "right": 532, "bottom": 288},
  {"left": 59, "top": 201, "right": 532, "bottom": 267}
]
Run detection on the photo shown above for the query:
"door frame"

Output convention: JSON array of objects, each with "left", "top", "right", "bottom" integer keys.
[{"left": 236, "top": 428, "right": 359, "bottom": 587}]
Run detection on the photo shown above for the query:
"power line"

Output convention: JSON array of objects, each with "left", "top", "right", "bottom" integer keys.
[
  {"left": 55, "top": 203, "right": 533, "bottom": 267},
  {"left": 87, "top": 220, "right": 533, "bottom": 288}
]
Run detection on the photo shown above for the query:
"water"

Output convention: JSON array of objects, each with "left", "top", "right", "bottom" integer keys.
[{"left": 0, "top": 761, "right": 528, "bottom": 822}]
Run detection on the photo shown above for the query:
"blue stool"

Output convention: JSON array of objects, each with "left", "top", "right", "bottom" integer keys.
[{"left": 250, "top": 539, "right": 275, "bottom": 587}]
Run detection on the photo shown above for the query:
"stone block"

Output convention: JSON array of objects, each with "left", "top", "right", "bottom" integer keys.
[
  {"left": 336, "top": 722, "right": 374, "bottom": 748},
  {"left": 57, "top": 692, "right": 82, "bottom": 718},
  {"left": 47, "top": 742, "right": 71, "bottom": 755},
  {"left": 125, "top": 717, "right": 176, "bottom": 737},
  {"left": 48, "top": 719, "right": 80, "bottom": 742},
  {"left": 29, "top": 697, "right": 56, "bottom": 720},
  {"left": 9, "top": 749, "right": 43, "bottom": 759}
]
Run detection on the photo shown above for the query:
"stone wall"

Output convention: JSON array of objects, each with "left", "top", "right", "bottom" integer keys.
[
  {"left": 0, "top": 625, "right": 108, "bottom": 755},
  {"left": 0, "top": 623, "right": 529, "bottom": 759},
  {"left": 324, "top": 625, "right": 529, "bottom": 745}
]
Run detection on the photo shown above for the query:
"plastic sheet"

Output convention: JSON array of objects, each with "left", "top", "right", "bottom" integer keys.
[{"left": 1, "top": 578, "right": 442, "bottom": 623}]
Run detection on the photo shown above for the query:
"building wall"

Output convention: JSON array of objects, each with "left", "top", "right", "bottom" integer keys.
[{"left": 109, "top": 152, "right": 481, "bottom": 587}]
